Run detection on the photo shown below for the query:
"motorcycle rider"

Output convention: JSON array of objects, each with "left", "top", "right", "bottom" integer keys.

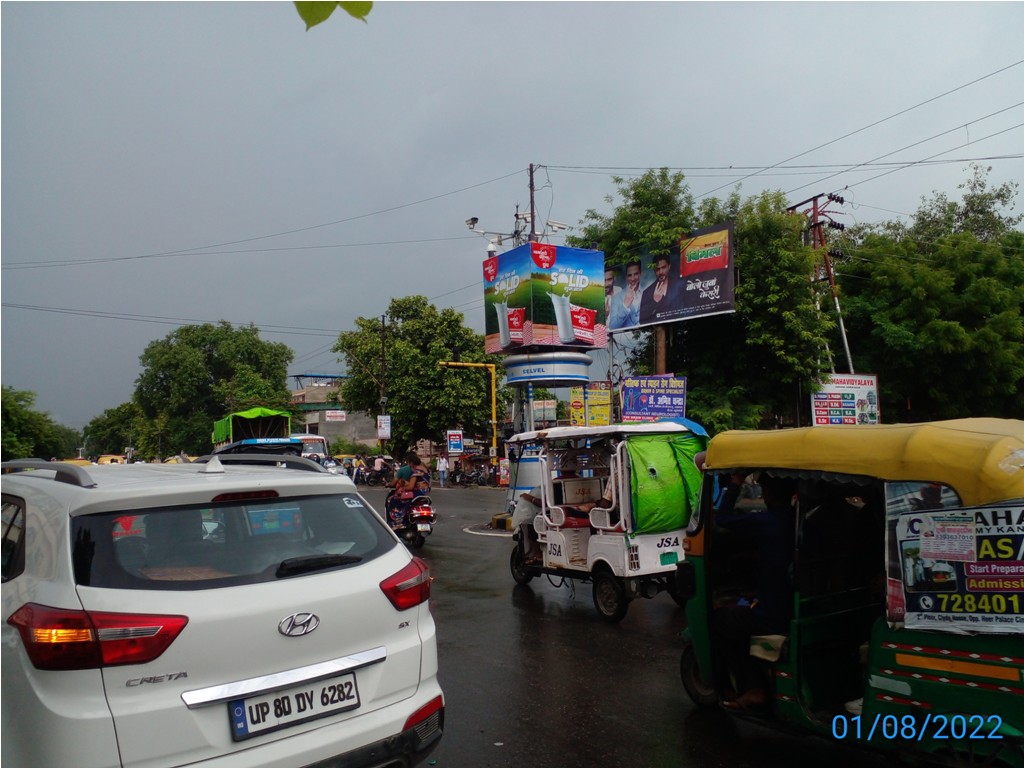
[{"left": 386, "top": 452, "right": 431, "bottom": 527}]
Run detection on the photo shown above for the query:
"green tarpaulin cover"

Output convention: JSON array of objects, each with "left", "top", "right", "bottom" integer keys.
[
  {"left": 627, "top": 433, "right": 707, "bottom": 535},
  {"left": 212, "top": 407, "right": 291, "bottom": 445}
]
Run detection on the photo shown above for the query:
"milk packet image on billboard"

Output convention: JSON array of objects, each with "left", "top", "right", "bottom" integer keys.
[{"left": 569, "top": 305, "right": 596, "bottom": 344}]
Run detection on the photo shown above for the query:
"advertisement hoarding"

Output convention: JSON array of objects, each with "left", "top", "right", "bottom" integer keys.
[
  {"left": 483, "top": 242, "right": 606, "bottom": 354},
  {"left": 446, "top": 430, "right": 464, "bottom": 455},
  {"left": 376, "top": 415, "right": 392, "bottom": 440},
  {"left": 569, "top": 383, "right": 612, "bottom": 426},
  {"left": 604, "top": 223, "right": 735, "bottom": 333},
  {"left": 894, "top": 504, "right": 1024, "bottom": 634},
  {"left": 812, "top": 373, "right": 880, "bottom": 425},
  {"left": 620, "top": 375, "right": 687, "bottom": 422}
]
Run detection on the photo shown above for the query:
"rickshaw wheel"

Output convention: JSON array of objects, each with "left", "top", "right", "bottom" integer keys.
[
  {"left": 680, "top": 644, "right": 718, "bottom": 708},
  {"left": 666, "top": 578, "right": 687, "bottom": 609},
  {"left": 592, "top": 570, "right": 629, "bottom": 623},
  {"left": 509, "top": 546, "right": 534, "bottom": 585}
]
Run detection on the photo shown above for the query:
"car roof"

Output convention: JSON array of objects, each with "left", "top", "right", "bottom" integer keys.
[
  {"left": 705, "top": 418, "right": 1024, "bottom": 507},
  {"left": 1, "top": 457, "right": 358, "bottom": 516}
]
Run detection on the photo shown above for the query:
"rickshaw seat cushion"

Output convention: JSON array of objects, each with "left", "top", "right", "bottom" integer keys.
[
  {"left": 557, "top": 512, "right": 591, "bottom": 529},
  {"left": 750, "top": 634, "right": 787, "bottom": 662}
]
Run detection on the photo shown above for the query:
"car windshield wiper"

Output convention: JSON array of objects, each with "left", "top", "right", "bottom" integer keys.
[{"left": 276, "top": 553, "right": 362, "bottom": 577}]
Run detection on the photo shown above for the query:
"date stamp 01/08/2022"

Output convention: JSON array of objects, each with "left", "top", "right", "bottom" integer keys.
[{"left": 832, "top": 714, "right": 1004, "bottom": 743}]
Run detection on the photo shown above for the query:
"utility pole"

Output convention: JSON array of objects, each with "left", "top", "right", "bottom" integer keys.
[
  {"left": 789, "top": 193, "right": 855, "bottom": 374},
  {"left": 529, "top": 163, "right": 537, "bottom": 242},
  {"left": 379, "top": 314, "right": 388, "bottom": 453}
]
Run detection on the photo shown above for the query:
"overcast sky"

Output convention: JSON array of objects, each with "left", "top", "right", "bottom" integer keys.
[{"left": 3, "top": 1, "right": 1022, "bottom": 431}]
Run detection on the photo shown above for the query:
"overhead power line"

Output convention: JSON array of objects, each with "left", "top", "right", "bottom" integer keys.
[
  {"left": 2, "top": 170, "right": 525, "bottom": 270},
  {"left": 692, "top": 58, "right": 1024, "bottom": 200}
]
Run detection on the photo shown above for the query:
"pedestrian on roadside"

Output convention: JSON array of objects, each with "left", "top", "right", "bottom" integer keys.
[{"left": 437, "top": 454, "right": 450, "bottom": 488}]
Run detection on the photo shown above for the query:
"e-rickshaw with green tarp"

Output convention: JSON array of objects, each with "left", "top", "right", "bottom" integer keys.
[
  {"left": 506, "top": 420, "right": 707, "bottom": 622},
  {"left": 677, "top": 418, "right": 1024, "bottom": 767}
]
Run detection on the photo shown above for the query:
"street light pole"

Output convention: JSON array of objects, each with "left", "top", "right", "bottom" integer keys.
[{"left": 438, "top": 361, "right": 498, "bottom": 466}]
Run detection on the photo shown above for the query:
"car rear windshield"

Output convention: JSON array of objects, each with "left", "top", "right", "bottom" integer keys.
[{"left": 72, "top": 492, "right": 396, "bottom": 590}]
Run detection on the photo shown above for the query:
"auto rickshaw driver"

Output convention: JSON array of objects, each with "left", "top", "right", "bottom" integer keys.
[{"left": 712, "top": 474, "right": 798, "bottom": 711}]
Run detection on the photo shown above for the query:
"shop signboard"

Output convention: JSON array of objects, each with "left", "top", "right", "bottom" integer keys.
[
  {"left": 483, "top": 242, "right": 606, "bottom": 353},
  {"left": 446, "top": 429, "right": 464, "bottom": 455},
  {"left": 812, "top": 373, "right": 880, "bottom": 425},
  {"left": 620, "top": 375, "right": 687, "bottom": 422},
  {"left": 569, "top": 383, "right": 612, "bottom": 426}
]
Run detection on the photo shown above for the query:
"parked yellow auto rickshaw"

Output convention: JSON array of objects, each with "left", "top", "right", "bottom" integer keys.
[{"left": 677, "top": 418, "right": 1024, "bottom": 767}]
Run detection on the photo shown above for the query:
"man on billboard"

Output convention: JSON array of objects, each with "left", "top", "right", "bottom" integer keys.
[
  {"left": 639, "top": 254, "right": 682, "bottom": 325},
  {"left": 608, "top": 260, "right": 643, "bottom": 330}
]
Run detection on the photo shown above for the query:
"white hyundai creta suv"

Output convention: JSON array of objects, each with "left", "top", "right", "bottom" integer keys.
[{"left": 1, "top": 455, "right": 444, "bottom": 768}]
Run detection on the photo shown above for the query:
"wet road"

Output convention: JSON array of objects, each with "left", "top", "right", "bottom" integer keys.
[{"left": 361, "top": 486, "right": 889, "bottom": 768}]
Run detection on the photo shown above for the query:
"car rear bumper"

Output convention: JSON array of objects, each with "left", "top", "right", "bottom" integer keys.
[{"left": 303, "top": 704, "right": 443, "bottom": 768}]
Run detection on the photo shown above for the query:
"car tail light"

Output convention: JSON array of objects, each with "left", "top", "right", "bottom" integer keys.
[
  {"left": 7, "top": 603, "right": 188, "bottom": 671},
  {"left": 379, "top": 557, "right": 431, "bottom": 611}
]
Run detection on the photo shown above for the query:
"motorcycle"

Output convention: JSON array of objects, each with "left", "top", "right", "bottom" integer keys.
[
  {"left": 365, "top": 467, "right": 388, "bottom": 487},
  {"left": 454, "top": 467, "right": 489, "bottom": 487},
  {"left": 384, "top": 490, "right": 436, "bottom": 549}
]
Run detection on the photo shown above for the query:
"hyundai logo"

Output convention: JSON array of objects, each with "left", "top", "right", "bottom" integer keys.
[{"left": 279, "top": 612, "right": 320, "bottom": 637}]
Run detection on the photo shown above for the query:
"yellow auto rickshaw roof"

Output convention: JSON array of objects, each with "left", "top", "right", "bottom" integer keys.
[{"left": 705, "top": 418, "right": 1024, "bottom": 507}]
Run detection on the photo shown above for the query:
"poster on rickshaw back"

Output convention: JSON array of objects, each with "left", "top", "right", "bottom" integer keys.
[
  {"left": 895, "top": 506, "right": 1024, "bottom": 633},
  {"left": 482, "top": 243, "right": 606, "bottom": 353}
]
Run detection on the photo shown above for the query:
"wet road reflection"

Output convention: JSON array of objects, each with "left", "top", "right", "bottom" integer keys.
[{"left": 360, "top": 486, "right": 890, "bottom": 768}]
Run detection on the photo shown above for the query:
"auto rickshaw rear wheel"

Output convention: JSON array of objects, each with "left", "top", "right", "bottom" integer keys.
[
  {"left": 509, "top": 546, "right": 534, "bottom": 585},
  {"left": 680, "top": 643, "right": 718, "bottom": 708},
  {"left": 592, "top": 569, "right": 630, "bottom": 623}
]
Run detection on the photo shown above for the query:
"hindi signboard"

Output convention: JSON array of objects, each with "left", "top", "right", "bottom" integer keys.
[
  {"left": 620, "top": 375, "right": 687, "bottom": 422},
  {"left": 604, "top": 223, "right": 735, "bottom": 333}
]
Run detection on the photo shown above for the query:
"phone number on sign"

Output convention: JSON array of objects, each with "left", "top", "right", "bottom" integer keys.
[
  {"left": 934, "top": 594, "right": 1021, "bottom": 613},
  {"left": 832, "top": 714, "right": 1003, "bottom": 742}
]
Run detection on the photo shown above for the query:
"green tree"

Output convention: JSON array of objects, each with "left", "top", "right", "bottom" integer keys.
[
  {"left": 836, "top": 230, "right": 1024, "bottom": 421},
  {"left": 84, "top": 402, "right": 144, "bottom": 457},
  {"left": 1, "top": 387, "right": 80, "bottom": 460},
  {"left": 908, "top": 163, "right": 1022, "bottom": 246},
  {"left": 294, "top": 1, "right": 371, "bottom": 30},
  {"left": 333, "top": 296, "right": 507, "bottom": 457},
  {"left": 569, "top": 171, "right": 832, "bottom": 432},
  {"left": 133, "top": 322, "right": 294, "bottom": 455}
]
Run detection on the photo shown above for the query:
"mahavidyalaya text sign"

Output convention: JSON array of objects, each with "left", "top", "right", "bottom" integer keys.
[
  {"left": 812, "top": 373, "right": 880, "bottom": 425},
  {"left": 483, "top": 242, "right": 606, "bottom": 353},
  {"left": 604, "top": 223, "right": 735, "bottom": 332}
]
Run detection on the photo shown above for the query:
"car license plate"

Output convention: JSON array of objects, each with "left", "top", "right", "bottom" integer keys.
[
  {"left": 228, "top": 672, "right": 360, "bottom": 741},
  {"left": 417, "top": 523, "right": 432, "bottom": 532}
]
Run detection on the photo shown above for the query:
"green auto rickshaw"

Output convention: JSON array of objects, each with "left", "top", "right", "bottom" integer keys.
[{"left": 677, "top": 418, "right": 1024, "bottom": 767}]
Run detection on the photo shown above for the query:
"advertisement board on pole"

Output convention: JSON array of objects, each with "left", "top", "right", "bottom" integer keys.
[
  {"left": 483, "top": 242, "right": 606, "bottom": 353},
  {"left": 569, "top": 383, "right": 612, "bottom": 426},
  {"left": 812, "top": 373, "right": 880, "bottom": 425},
  {"left": 620, "top": 375, "right": 687, "bottom": 422},
  {"left": 446, "top": 430, "right": 464, "bottom": 455},
  {"left": 604, "top": 223, "right": 735, "bottom": 333},
  {"left": 376, "top": 415, "right": 392, "bottom": 440}
]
